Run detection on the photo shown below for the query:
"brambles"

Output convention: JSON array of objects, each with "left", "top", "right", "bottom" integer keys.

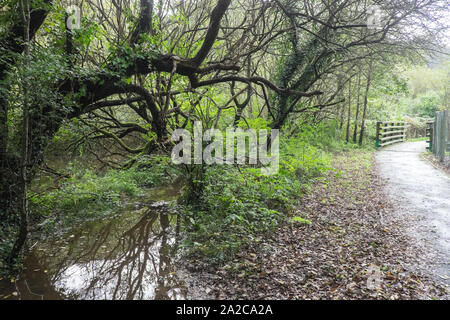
[{"left": 181, "top": 132, "right": 330, "bottom": 264}]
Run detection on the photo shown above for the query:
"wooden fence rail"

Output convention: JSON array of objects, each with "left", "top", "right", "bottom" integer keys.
[{"left": 376, "top": 121, "right": 408, "bottom": 147}]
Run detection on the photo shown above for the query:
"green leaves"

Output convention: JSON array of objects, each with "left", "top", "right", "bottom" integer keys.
[
  {"left": 181, "top": 133, "right": 331, "bottom": 264},
  {"left": 291, "top": 216, "right": 311, "bottom": 225},
  {"left": 28, "top": 155, "right": 178, "bottom": 230}
]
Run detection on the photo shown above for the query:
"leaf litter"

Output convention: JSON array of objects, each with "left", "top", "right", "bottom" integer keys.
[{"left": 182, "top": 151, "right": 449, "bottom": 300}]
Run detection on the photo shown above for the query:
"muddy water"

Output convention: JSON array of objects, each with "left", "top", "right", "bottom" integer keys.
[{"left": 0, "top": 185, "right": 188, "bottom": 300}]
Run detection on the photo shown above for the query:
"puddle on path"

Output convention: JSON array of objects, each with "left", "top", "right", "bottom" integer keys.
[{"left": 0, "top": 185, "right": 188, "bottom": 300}]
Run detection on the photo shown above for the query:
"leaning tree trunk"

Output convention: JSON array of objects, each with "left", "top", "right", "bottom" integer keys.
[
  {"left": 232, "top": 59, "right": 252, "bottom": 127},
  {"left": 359, "top": 63, "right": 373, "bottom": 146},
  {"left": 336, "top": 74, "right": 345, "bottom": 130}
]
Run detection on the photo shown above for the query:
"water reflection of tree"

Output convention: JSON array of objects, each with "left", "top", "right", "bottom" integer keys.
[{"left": 33, "top": 208, "right": 186, "bottom": 300}]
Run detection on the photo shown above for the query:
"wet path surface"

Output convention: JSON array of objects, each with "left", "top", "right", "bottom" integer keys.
[
  {"left": 0, "top": 185, "right": 188, "bottom": 300},
  {"left": 376, "top": 141, "right": 450, "bottom": 284}
]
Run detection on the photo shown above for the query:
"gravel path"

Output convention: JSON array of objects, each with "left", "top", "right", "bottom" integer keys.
[{"left": 375, "top": 141, "right": 450, "bottom": 285}]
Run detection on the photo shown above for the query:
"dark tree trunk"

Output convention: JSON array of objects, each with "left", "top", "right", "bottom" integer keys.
[
  {"left": 336, "top": 74, "right": 345, "bottom": 130},
  {"left": 346, "top": 78, "right": 352, "bottom": 143},
  {"left": 352, "top": 71, "right": 362, "bottom": 143},
  {"left": 232, "top": 84, "right": 252, "bottom": 127},
  {"left": 0, "top": 0, "right": 52, "bottom": 223},
  {"left": 0, "top": 155, "right": 21, "bottom": 223},
  {"left": 339, "top": 103, "right": 345, "bottom": 130},
  {"left": 7, "top": 0, "right": 32, "bottom": 265},
  {"left": 0, "top": 96, "right": 8, "bottom": 168},
  {"left": 359, "top": 63, "right": 373, "bottom": 145}
]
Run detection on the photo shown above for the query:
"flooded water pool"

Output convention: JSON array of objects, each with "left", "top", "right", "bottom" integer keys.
[{"left": 0, "top": 185, "right": 188, "bottom": 300}]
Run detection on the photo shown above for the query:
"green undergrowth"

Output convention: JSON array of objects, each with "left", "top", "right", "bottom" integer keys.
[
  {"left": 181, "top": 135, "right": 332, "bottom": 264},
  {"left": 180, "top": 121, "right": 377, "bottom": 264},
  {"left": 293, "top": 120, "right": 377, "bottom": 153},
  {"left": 29, "top": 155, "right": 179, "bottom": 232},
  {"left": 407, "top": 137, "right": 427, "bottom": 142}
]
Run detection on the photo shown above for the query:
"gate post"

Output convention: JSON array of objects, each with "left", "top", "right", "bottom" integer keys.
[
  {"left": 426, "top": 121, "right": 434, "bottom": 151},
  {"left": 437, "top": 111, "right": 448, "bottom": 162},
  {"left": 376, "top": 122, "right": 382, "bottom": 147},
  {"left": 434, "top": 113, "right": 439, "bottom": 156},
  {"left": 442, "top": 110, "right": 448, "bottom": 162}
]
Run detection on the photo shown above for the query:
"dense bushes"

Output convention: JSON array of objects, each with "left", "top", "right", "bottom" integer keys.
[
  {"left": 0, "top": 155, "right": 179, "bottom": 276},
  {"left": 28, "top": 155, "right": 179, "bottom": 230},
  {"left": 0, "top": 225, "right": 16, "bottom": 275},
  {"left": 181, "top": 135, "right": 331, "bottom": 264},
  {"left": 0, "top": 120, "right": 365, "bottom": 275},
  {"left": 1, "top": 121, "right": 357, "bottom": 274}
]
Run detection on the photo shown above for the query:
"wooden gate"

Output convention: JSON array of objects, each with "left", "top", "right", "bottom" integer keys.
[{"left": 375, "top": 121, "right": 408, "bottom": 147}]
